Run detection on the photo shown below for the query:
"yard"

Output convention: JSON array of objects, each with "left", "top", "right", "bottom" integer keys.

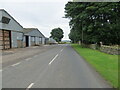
[{"left": 72, "top": 44, "right": 118, "bottom": 88}]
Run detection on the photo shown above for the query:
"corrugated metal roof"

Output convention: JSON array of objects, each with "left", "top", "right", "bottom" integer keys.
[
  {"left": 23, "top": 28, "right": 37, "bottom": 33},
  {"left": 0, "top": 9, "right": 24, "bottom": 29},
  {"left": 23, "top": 28, "right": 45, "bottom": 38}
]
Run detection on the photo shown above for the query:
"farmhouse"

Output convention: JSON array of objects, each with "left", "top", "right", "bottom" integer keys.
[
  {"left": 23, "top": 28, "right": 46, "bottom": 47},
  {"left": 0, "top": 9, "right": 24, "bottom": 49}
]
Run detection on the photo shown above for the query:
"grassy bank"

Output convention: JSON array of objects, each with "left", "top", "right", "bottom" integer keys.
[{"left": 71, "top": 44, "right": 118, "bottom": 88}]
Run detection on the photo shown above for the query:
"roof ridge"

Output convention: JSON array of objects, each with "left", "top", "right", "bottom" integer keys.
[
  {"left": 24, "top": 28, "right": 38, "bottom": 29},
  {"left": 0, "top": 9, "right": 5, "bottom": 11}
]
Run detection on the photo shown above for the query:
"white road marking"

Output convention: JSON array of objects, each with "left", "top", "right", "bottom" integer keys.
[
  {"left": 26, "top": 83, "right": 34, "bottom": 90},
  {"left": 49, "top": 54, "right": 58, "bottom": 65},
  {"left": 0, "top": 69, "right": 2, "bottom": 72},
  {"left": 60, "top": 49, "right": 64, "bottom": 52},
  {"left": 11, "top": 62, "right": 21, "bottom": 67},
  {"left": 25, "top": 58, "right": 32, "bottom": 61}
]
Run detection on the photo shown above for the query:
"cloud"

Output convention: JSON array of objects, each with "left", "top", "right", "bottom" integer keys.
[{"left": 0, "top": 1, "right": 70, "bottom": 40}]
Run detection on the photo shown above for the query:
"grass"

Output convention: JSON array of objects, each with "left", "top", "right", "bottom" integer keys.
[{"left": 71, "top": 44, "right": 118, "bottom": 88}]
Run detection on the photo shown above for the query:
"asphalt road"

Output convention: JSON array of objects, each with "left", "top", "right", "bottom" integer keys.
[{"left": 1, "top": 44, "right": 111, "bottom": 88}]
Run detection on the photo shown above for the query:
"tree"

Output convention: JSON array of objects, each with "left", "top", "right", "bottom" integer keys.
[
  {"left": 50, "top": 28, "right": 64, "bottom": 42},
  {"left": 69, "top": 26, "right": 81, "bottom": 43},
  {"left": 65, "top": 2, "right": 120, "bottom": 45}
]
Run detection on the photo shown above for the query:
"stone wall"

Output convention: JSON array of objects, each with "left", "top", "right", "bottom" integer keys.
[
  {"left": 100, "top": 45, "right": 119, "bottom": 55},
  {"left": 82, "top": 44, "right": 119, "bottom": 55},
  {"left": 89, "top": 44, "right": 97, "bottom": 50}
]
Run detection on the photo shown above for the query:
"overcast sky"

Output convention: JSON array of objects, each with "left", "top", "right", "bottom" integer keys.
[{"left": 0, "top": 0, "right": 71, "bottom": 40}]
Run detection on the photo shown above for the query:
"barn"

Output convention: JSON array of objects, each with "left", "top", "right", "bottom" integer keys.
[
  {"left": 23, "top": 28, "right": 46, "bottom": 47},
  {"left": 0, "top": 9, "right": 24, "bottom": 50},
  {"left": 0, "top": 9, "right": 46, "bottom": 49},
  {"left": 45, "top": 38, "right": 57, "bottom": 44}
]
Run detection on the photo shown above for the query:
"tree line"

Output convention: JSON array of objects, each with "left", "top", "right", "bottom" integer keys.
[{"left": 64, "top": 2, "right": 120, "bottom": 45}]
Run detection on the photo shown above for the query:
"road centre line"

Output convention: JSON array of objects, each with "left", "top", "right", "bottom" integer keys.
[
  {"left": 49, "top": 54, "right": 58, "bottom": 65},
  {"left": 11, "top": 62, "right": 21, "bottom": 67},
  {"left": 26, "top": 83, "right": 34, "bottom": 90}
]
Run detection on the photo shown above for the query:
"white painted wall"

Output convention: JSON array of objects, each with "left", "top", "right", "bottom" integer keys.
[{"left": 29, "top": 36, "right": 31, "bottom": 46}]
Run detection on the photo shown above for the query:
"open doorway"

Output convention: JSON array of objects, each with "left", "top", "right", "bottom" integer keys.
[{"left": 26, "top": 36, "right": 29, "bottom": 47}]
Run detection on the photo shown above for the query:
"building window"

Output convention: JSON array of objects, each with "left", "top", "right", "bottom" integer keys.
[{"left": 2, "top": 16, "right": 11, "bottom": 24}]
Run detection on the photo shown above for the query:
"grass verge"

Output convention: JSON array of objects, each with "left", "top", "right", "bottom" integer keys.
[{"left": 71, "top": 44, "right": 118, "bottom": 88}]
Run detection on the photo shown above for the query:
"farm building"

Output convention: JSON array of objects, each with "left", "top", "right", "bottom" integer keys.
[
  {"left": 0, "top": 9, "right": 24, "bottom": 49},
  {"left": 0, "top": 9, "right": 46, "bottom": 50},
  {"left": 23, "top": 28, "right": 46, "bottom": 47},
  {"left": 45, "top": 38, "right": 57, "bottom": 44}
]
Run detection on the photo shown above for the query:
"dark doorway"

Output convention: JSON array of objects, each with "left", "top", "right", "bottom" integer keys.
[{"left": 26, "top": 36, "right": 29, "bottom": 47}]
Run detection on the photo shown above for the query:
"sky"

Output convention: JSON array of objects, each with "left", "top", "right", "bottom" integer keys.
[{"left": 0, "top": 0, "right": 71, "bottom": 40}]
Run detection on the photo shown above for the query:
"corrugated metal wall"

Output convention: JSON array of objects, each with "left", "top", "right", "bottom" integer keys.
[
  {"left": 11, "top": 31, "right": 23, "bottom": 48},
  {"left": 24, "top": 29, "right": 46, "bottom": 46},
  {"left": 42, "top": 38, "right": 45, "bottom": 44},
  {"left": 11, "top": 31, "right": 17, "bottom": 48}
]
